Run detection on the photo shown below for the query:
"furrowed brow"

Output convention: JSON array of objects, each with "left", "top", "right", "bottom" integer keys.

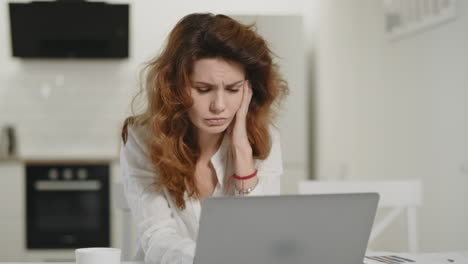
[
  {"left": 225, "top": 80, "right": 245, "bottom": 88},
  {"left": 193, "top": 80, "right": 245, "bottom": 88},
  {"left": 193, "top": 82, "right": 215, "bottom": 88}
]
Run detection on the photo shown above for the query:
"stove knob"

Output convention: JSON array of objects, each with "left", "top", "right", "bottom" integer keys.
[
  {"left": 77, "top": 168, "right": 88, "bottom": 180},
  {"left": 48, "top": 168, "right": 59, "bottom": 180},
  {"left": 63, "top": 168, "right": 73, "bottom": 180}
]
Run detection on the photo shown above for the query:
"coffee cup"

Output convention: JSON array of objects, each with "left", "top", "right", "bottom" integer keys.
[{"left": 75, "top": 247, "right": 121, "bottom": 264}]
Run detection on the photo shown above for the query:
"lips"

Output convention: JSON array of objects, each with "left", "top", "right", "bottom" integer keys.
[{"left": 205, "top": 118, "right": 227, "bottom": 126}]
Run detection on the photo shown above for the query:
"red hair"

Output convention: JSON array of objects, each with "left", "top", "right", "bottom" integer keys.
[{"left": 122, "top": 13, "right": 288, "bottom": 209}]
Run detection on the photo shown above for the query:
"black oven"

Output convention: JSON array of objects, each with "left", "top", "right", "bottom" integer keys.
[{"left": 26, "top": 162, "right": 110, "bottom": 249}]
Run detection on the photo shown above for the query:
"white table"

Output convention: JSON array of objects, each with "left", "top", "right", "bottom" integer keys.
[
  {"left": 0, "top": 263, "right": 143, "bottom": 264},
  {"left": 2, "top": 252, "right": 467, "bottom": 264},
  {"left": 365, "top": 251, "right": 468, "bottom": 264}
]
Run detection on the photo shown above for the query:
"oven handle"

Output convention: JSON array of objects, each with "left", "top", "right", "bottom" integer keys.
[{"left": 34, "top": 180, "right": 101, "bottom": 191}]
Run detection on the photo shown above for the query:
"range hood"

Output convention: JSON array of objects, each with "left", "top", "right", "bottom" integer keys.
[{"left": 8, "top": 0, "right": 129, "bottom": 58}]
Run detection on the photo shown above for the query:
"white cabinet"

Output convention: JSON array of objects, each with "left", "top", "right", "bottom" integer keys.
[{"left": 0, "top": 161, "right": 25, "bottom": 261}]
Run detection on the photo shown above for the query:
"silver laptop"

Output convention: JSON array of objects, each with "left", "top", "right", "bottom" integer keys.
[{"left": 194, "top": 193, "right": 379, "bottom": 264}]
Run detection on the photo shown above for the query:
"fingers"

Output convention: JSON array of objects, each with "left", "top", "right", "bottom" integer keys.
[
  {"left": 244, "top": 80, "right": 252, "bottom": 102},
  {"left": 233, "top": 80, "right": 252, "bottom": 129},
  {"left": 240, "top": 80, "right": 252, "bottom": 114}
]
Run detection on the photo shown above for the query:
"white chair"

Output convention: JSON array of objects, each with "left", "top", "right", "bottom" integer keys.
[
  {"left": 298, "top": 180, "right": 422, "bottom": 253},
  {"left": 112, "top": 182, "right": 135, "bottom": 260}
]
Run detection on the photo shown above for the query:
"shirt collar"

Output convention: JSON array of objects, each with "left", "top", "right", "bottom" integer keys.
[{"left": 210, "top": 133, "right": 231, "bottom": 187}]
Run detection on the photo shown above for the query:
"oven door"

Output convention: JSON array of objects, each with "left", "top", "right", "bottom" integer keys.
[{"left": 26, "top": 163, "right": 110, "bottom": 249}]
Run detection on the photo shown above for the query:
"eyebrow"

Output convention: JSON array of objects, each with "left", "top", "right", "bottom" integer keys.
[{"left": 193, "top": 80, "right": 244, "bottom": 88}]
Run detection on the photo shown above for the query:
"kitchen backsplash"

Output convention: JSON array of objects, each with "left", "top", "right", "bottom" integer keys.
[{"left": 0, "top": 60, "right": 139, "bottom": 158}]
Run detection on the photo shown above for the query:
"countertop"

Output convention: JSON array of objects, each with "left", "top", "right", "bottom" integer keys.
[{"left": 0, "top": 157, "right": 119, "bottom": 165}]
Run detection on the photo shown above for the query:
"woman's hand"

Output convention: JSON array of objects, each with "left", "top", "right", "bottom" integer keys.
[
  {"left": 229, "top": 80, "right": 256, "bottom": 180},
  {"left": 230, "top": 80, "right": 253, "bottom": 150}
]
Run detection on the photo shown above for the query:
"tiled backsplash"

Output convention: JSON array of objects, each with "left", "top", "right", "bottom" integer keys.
[{"left": 0, "top": 60, "right": 139, "bottom": 158}]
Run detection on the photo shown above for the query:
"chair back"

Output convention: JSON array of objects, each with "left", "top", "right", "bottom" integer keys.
[{"left": 298, "top": 180, "right": 422, "bottom": 253}]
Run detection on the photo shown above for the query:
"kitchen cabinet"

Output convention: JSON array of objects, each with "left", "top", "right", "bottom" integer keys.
[
  {"left": 0, "top": 160, "right": 125, "bottom": 262},
  {"left": 0, "top": 161, "right": 24, "bottom": 260}
]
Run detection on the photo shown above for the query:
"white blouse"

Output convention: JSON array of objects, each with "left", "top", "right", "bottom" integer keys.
[{"left": 119, "top": 125, "right": 283, "bottom": 264}]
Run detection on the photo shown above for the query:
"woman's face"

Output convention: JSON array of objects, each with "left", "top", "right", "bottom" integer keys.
[{"left": 187, "top": 58, "right": 245, "bottom": 136}]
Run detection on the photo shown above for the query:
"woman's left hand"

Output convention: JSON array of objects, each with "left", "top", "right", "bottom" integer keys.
[
  {"left": 230, "top": 80, "right": 253, "bottom": 150},
  {"left": 229, "top": 80, "right": 256, "bottom": 180}
]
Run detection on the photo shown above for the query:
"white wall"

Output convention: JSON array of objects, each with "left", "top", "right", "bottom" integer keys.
[
  {"left": 233, "top": 15, "right": 308, "bottom": 193},
  {"left": 316, "top": 0, "right": 468, "bottom": 252}
]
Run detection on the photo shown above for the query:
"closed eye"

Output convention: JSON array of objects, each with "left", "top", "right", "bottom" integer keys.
[
  {"left": 227, "top": 83, "right": 243, "bottom": 93},
  {"left": 195, "top": 87, "right": 211, "bottom": 93},
  {"left": 227, "top": 88, "right": 240, "bottom": 93}
]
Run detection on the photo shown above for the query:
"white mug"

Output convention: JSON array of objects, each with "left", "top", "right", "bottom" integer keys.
[{"left": 75, "top": 247, "right": 121, "bottom": 264}]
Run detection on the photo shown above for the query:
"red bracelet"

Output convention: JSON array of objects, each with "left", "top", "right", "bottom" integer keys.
[{"left": 232, "top": 169, "right": 258, "bottom": 180}]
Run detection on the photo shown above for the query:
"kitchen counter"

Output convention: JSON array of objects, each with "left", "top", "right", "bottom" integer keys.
[
  {"left": 0, "top": 157, "right": 119, "bottom": 165},
  {"left": 19, "top": 156, "right": 118, "bottom": 163},
  {"left": 0, "top": 158, "right": 22, "bottom": 163}
]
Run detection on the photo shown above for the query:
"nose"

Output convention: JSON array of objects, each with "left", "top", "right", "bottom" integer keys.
[{"left": 210, "top": 91, "right": 226, "bottom": 114}]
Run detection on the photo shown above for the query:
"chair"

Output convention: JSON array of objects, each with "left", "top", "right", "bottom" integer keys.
[
  {"left": 298, "top": 180, "right": 422, "bottom": 253},
  {"left": 112, "top": 182, "right": 136, "bottom": 260}
]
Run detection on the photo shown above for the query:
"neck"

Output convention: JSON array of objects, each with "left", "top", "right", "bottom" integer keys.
[{"left": 197, "top": 131, "right": 223, "bottom": 162}]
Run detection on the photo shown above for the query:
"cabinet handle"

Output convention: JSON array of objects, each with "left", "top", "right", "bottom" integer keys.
[{"left": 34, "top": 181, "right": 101, "bottom": 191}]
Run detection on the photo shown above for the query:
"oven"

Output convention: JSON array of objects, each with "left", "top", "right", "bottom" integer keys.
[{"left": 26, "top": 162, "right": 110, "bottom": 249}]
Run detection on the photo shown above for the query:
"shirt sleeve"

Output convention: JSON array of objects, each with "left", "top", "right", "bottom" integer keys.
[
  {"left": 238, "top": 127, "right": 283, "bottom": 196},
  {"left": 120, "top": 126, "right": 196, "bottom": 264}
]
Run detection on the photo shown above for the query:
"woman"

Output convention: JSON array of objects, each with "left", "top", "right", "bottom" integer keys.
[{"left": 120, "top": 13, "right": 288, "bottom": 264}]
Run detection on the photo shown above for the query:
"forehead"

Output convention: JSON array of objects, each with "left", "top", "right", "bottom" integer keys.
[{"left": 191, "top": 58, "right": 245, "bottom": 83}]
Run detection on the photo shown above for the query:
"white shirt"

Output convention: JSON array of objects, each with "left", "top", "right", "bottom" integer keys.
[{"left": 120, "top": 125, "right": 283, "bottom": 264}]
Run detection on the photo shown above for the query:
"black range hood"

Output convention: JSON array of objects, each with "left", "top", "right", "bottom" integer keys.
[{"left": 8, "top": 0, "right": 129, "bottom": 58}]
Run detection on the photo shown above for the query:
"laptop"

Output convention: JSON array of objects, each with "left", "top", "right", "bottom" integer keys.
[{"left": 194, "top": 193, "right": 379, "bottom": 264}]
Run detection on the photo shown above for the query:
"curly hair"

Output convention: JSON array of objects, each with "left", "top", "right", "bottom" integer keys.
[{"left": 122, "top": 13, "right": 288, "bottom": 209}]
